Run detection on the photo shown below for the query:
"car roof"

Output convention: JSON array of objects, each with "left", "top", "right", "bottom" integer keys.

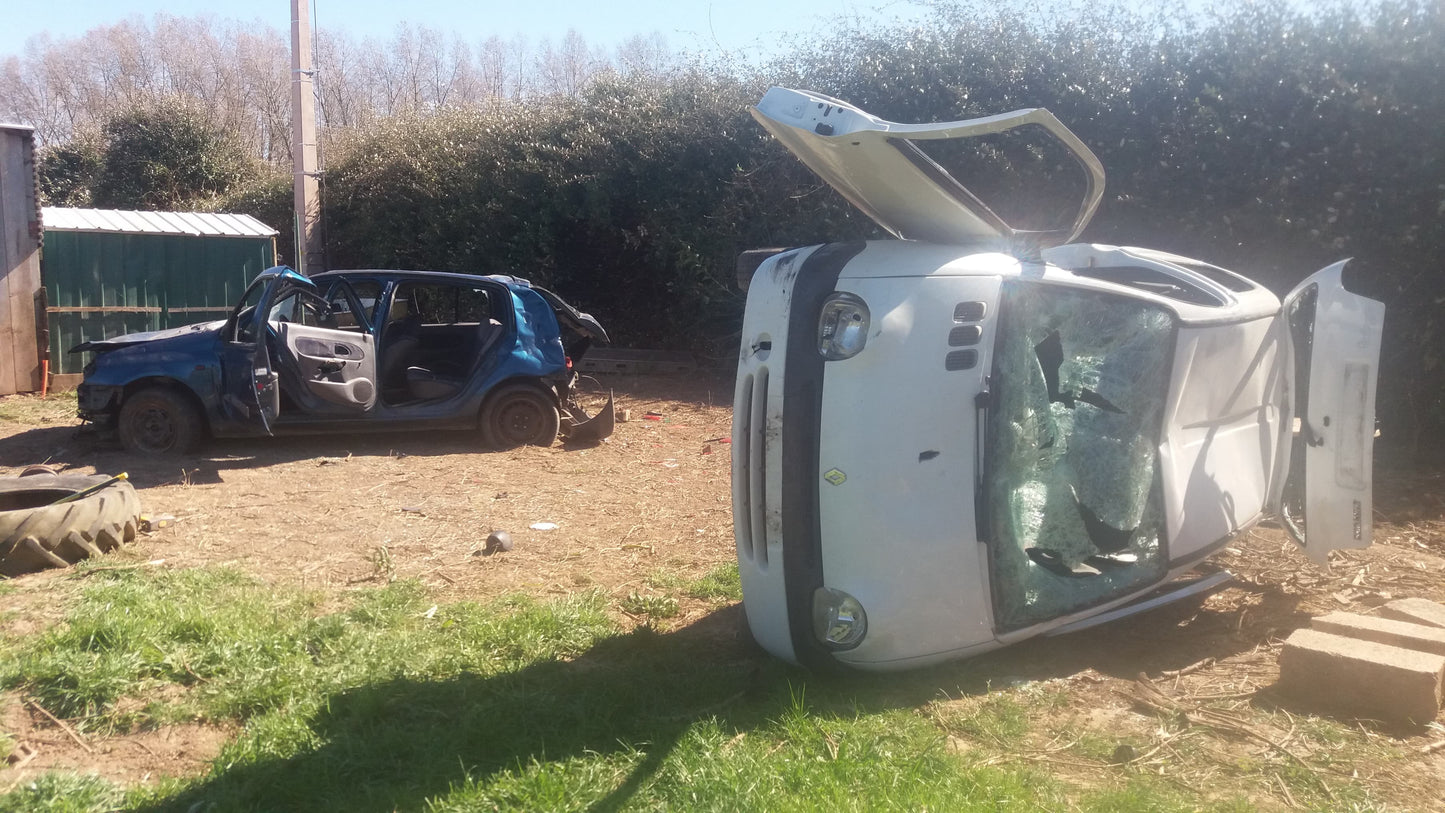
[{"left": 309, "top": 268, "right": 530, "bottom": 287}]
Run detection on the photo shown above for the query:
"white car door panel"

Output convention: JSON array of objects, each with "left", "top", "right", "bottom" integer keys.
[{"left": 1279, "top": 260, "right": 1385, "bottom": 562}]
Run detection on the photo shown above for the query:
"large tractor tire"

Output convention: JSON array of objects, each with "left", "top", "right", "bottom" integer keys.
[{"left": 0, "top": 472, "right": 142, "bottom": 577}]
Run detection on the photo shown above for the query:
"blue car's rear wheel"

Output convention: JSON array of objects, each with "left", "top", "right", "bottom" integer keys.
[
  {"left": 117, "top": 387, "right": 204, "bottom": 455},
  {"left": 481, "top": 383, "right": 560, "bottom": 449}
]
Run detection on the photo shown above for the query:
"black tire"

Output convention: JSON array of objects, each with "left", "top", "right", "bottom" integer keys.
[
  {"left": 0, "top": 473, "right": 142, "bottom": 577},
  {"left": 117, "top": 387, "right": 204, "bottom": 455},
  {"left": 480, "top": 383, "right": 561, "bottom": 449}
]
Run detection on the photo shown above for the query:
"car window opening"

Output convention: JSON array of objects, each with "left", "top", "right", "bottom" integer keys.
[
  {"left": 1069, "top": 265, "right": 1225, "bottom": 307},
  {"left": 379, "top": 281, "right": 503, "bottom": 405},
  {"left": 893, "top": 126, "right": 1092, "bottom": 235},
  {"left": 987, "top": 282, "right": 1175, "bottom": 631},
  {"left": 1166, "top": 259, "right": 1257, "bottom": 293}
]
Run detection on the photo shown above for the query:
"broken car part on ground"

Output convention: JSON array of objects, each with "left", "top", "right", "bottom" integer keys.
[
  {"left": 72, "top": 268, "right": 614, "bottom": 454},
  {"left": 732, "top": 87, "right": 1385, "bottom": 671}
]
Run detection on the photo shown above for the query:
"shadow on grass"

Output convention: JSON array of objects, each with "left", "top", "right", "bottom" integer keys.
[
  {"left": 138, "top": 605, "right": 797, "bottom": 812},
  {"left": 134, "top": 582, "right": 1304, "bottom": 812}
]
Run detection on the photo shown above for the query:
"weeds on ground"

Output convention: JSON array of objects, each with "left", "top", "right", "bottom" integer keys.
[
  {"left": 684, "top": 562, "right": 742, "bottom": 601},
  {"left": 0, "top": 391, "right": 76, "bottom": 425},
  {"left": 368, "top": 543, "right": 396, "bottom": 583},
  {"left": 621, "top": 590, "right": 680, "bottom": 620},
  {"left": 642, "top": 569, "right": 686, "bottom": 590},
  {"left": 0, "top": 771, "right": 122, "bottom": 813},
  {"left": 640, "top": 562, "right": 740, "bottom": 606},
  {"left": 0, "top": 568, "right": 610, "bottom": 734}
]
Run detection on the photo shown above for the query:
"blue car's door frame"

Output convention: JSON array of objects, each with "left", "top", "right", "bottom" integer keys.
[
  {"left": 218, "top": 267, "right": 317, "bottom": 434},
  {"left": 271, "top": 278, "right": 380, "bottom": 413}
]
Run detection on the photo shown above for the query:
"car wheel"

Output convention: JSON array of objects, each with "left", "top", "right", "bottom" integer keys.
[
  {"left": 481, "top": 383, "right": 560, "bottom": 449},
  {"left": 117, "top": 387, "right": 204, "bottom": 455}
]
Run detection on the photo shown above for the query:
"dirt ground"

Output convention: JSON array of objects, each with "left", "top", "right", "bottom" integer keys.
[
  {"left": 0, "top": 377, "right": 735, "bottom": 598},
  {"left": 2, "top": 375, "right": 1444, "bottom": 808}
]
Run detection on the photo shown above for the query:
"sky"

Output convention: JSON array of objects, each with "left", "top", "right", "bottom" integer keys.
[{"left": 0, "top": 0, "right": 925, "bottom": 61}]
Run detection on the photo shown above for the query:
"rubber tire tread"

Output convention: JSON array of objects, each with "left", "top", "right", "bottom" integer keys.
[{"left": 0, "top": 473, "right": 142, "bottom": 576}]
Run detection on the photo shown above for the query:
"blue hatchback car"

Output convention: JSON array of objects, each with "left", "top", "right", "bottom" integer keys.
[{"left": 74, "top": 266, "right": 613, "bottom": 454}]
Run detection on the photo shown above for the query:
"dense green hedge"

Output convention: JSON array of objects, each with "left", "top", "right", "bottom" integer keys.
[
  {"left": 303, "top": 1, "right": 1442, "bottom": 446},
  {"left": 316, "top": 74, "right": 896, "bottom": 350},
  {"left": 42, "top": 0, "right": 1442, "bottom": 448}
]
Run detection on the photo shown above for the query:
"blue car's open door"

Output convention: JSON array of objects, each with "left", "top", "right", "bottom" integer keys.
[{"left": 218, "top": 267, "right": 314, "bottom": 433}]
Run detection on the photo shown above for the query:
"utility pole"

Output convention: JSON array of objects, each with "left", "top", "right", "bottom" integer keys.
[{"left": 290, "top": 0, "right": 323, "bottom": 274}]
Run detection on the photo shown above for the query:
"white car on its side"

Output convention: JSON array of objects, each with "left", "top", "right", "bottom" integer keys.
[{"left": 732, "top": 87, "right": 1384, "bottom": 671}]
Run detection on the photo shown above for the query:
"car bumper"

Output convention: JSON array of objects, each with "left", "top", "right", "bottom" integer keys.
[
  {"left": 76, "top": 383, "right": 122, "bottom": 424},
  {"left": 733, "top": 243, "right": 865, "bottom": 671}
]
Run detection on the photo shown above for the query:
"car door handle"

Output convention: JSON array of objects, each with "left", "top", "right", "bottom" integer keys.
[{"left": 334, "top": 345, "right": 351, "bottom": 356}]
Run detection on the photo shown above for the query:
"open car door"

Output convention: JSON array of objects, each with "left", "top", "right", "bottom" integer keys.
[
  {"left": 219, "top": 268, "right": 303, "bottom": 433},
  {"left": 750, "top": 87, "right": 1105, "bottom": 254},
  {"left": 1275, "top": 260, "right": 1385, "bottom": 563},
  {"left": 271, "top": 280, "right": 379, "bottom": 411}
]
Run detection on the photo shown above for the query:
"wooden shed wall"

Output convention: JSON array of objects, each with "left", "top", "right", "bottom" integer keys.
[{"left": 0, "top": 127, "right": 42, "bottom": 396}]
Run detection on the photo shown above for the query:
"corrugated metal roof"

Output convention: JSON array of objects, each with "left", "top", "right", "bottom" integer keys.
[{"left": 41, "top": 207, "right": 279, "bottom": 238}]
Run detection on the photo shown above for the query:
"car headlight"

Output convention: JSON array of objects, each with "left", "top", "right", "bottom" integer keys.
[
  {"left": 812, "top": 586, "right": 868, "bottom": 649},
  {"left": 817, "top": 292, "right": 870, "bottom": 360}
]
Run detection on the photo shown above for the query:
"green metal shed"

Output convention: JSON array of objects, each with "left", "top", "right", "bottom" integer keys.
[{"left": 41, "top": 207, "right": 278, "bottom": 380}]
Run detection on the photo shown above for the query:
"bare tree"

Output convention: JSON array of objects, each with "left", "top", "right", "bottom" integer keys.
[
  {"left": 475, "top": 35, "right": 518, "bottom": 100},
  {"left": 0, "top": 12, "right": 666, "bottom": 156},
  {"left": 615, "top": 32, "right": 674, "bottom": 77},
  {"left": 535, "top": 29, "right": 603, "bottom": 98},
  {"left": 314, "top": 29, "right": 373, "bottom": 128}
]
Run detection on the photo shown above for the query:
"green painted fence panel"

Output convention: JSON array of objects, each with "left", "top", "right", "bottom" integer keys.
[{"left": 43, "top": 231, "right": 275, "bottom": 374}]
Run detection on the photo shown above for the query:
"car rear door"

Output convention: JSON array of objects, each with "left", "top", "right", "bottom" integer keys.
[{"left": 1275, "top": 260, "right": 1385, "bottom": 562}]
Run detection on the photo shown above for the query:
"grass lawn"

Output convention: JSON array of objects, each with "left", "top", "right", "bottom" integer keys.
[
  {"left": 3, "top": 387, "right": 1433, "bottom": 811},
  {"left": 0, "top": 564, "right": 1266, "bottom": 812}
]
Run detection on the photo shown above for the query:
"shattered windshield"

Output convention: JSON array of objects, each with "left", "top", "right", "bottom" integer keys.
[{"left": 986, "top": 281, "right": 1176, "bottom": 631}]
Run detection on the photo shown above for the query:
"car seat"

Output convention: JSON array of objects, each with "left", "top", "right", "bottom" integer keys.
[
  {"left": 401, "top": 318, "right": 506, "bottom": 401},
  {"left": 379, "top": 311, "right": 423, "bottom": 394}
]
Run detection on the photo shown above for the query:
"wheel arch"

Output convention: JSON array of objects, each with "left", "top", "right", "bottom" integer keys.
[
  {"left": 121, "top": 377, "right": 212, "bottom": 436},
  {"left": 475, "top": 376, "right": 560, "bottom": 424}
]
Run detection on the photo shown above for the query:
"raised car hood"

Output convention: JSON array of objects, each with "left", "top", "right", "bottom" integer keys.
[
  {"left": 751, "top": 87, "right": 1106, "bottom": 254},
  {"left": 70, "top": 320, "right": 224, "bottom": 353}
]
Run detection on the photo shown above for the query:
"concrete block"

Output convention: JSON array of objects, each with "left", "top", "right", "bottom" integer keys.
[
  {"left": 1312, "top": 611, "right": 1445, "bottom": 657},
  {"left": 1278, "top": 628, "right": 1444, "bottom": 724},
  {"left": 1378, "top": 597, "right": 1445, "bottom": 630}
]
